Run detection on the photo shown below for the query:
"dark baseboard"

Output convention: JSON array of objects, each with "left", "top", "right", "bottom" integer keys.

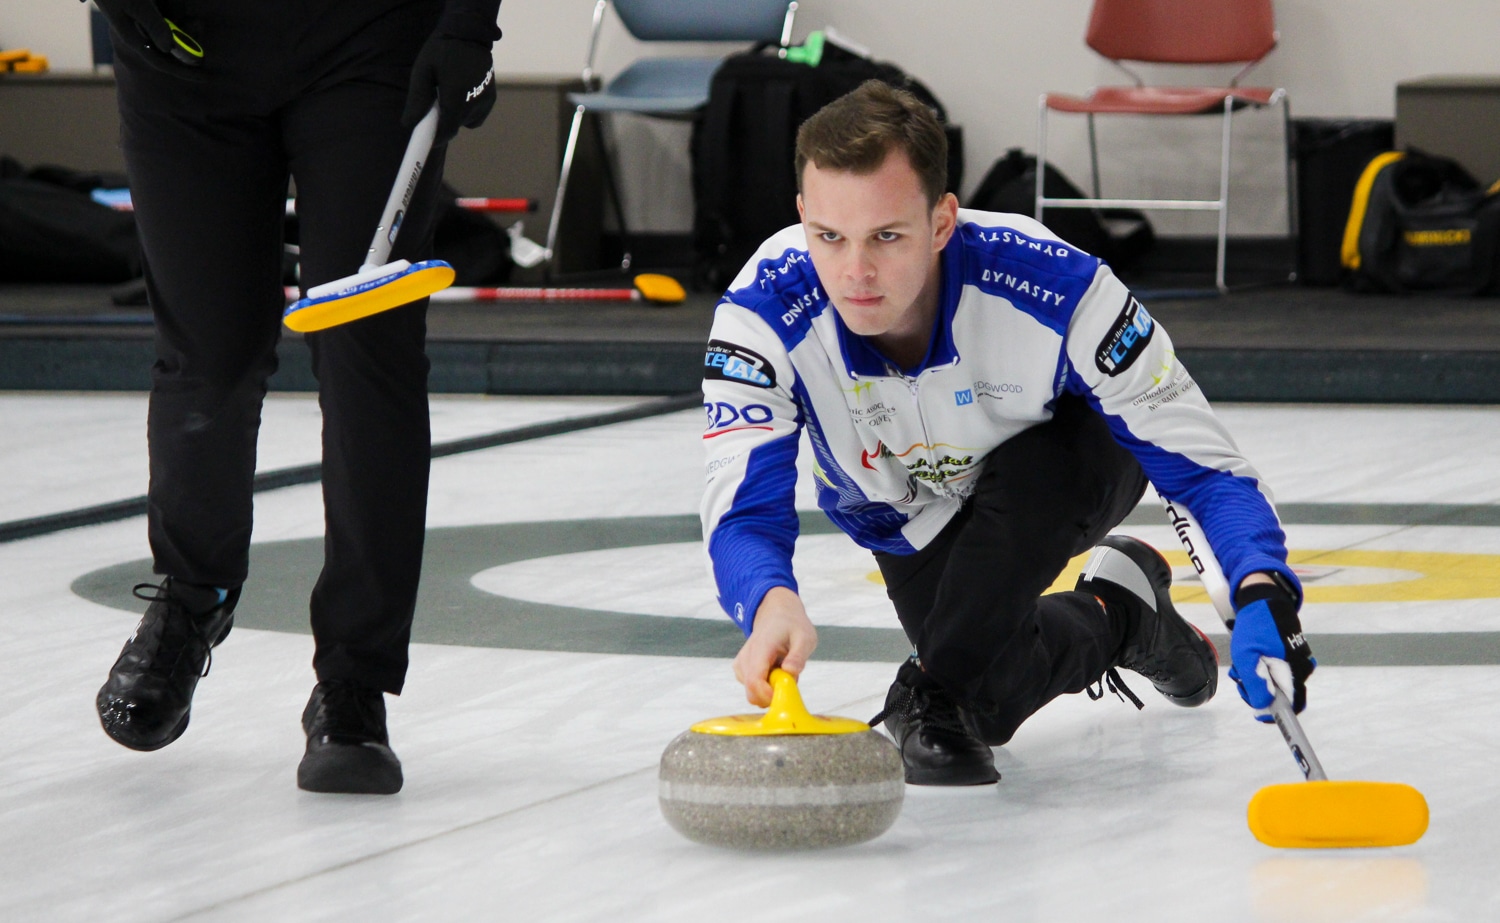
[{"left": 4, "top": 335, "right": 1495, "bottom": 402}]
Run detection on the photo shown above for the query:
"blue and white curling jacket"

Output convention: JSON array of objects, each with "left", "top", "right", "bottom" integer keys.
[{"left": 700, "top": 210, "right": 1296, "bottom": 635}]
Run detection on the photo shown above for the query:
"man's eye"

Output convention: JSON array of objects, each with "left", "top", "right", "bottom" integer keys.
[
  {"left": 876, "top": 231, "right": 900, "bottom": 242},
  {"left": 820, "top": 232, "right": 842, "bottom": 243}
]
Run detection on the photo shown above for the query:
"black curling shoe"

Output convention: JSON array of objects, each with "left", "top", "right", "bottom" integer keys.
[
  {"left": 297, "top": 681, "right": 403, "bottom": 795},
  {"left": 1077, "top": 535, "right": 1219, "bottom": 707},
  {"left": 870, "top": 657, "right": 1000, "bottom": 786},
  {"left": 96, "top": 579, "right": 238, "bottom": 751}
]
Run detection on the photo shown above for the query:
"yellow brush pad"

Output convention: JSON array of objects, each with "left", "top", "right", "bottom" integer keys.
[
  {"left": 1249, "top": 780, "right": 1429, "bottom": 848},
  {"left": 284, "top": 262, "right": 454, "bottom": 332}
]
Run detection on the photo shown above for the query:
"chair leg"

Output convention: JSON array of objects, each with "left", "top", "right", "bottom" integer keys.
[
  {"left": 1087, "top": 113, "right": 1101, "bottom": 199},
  {"left": 592, "top": 115, "right": 633, "bottom": 271},
  {"left": 544, "top": 104, "right": 587, "bottom": 269},
  {"left": 1215, "top": 96, "right": 1235, "bottom": 293},
  {"left": 1035, "top": 94, "right": 1048, "bottom": 222},
  {"left": 1281, "top": 94, "right": 1298, "bottom": 283}
]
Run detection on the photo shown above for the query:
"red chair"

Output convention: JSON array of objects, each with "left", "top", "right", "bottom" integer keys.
[{"left": 1036, "top": 0, "right": 1291, "bottom": 291}]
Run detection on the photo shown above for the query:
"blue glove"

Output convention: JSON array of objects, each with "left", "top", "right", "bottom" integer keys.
[{"left": 1228, "top": 580, "right": 1314, "bottom": 722}]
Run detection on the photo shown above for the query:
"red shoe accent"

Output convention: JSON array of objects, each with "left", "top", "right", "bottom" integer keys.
[{"left": 1191, "top": 623, "right": 1221, "bottom": 666}]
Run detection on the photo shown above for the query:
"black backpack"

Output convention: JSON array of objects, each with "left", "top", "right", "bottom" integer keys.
[
  {"left": 0, "top": 156, "right": 141, "bottom": 283},
  {"left": 965, "top": 148, "right": 1154, "bottom": 269},
  {"left": 690, "top": 42, "right": 962, "bottom": 290},
  {"left": 1341, "top": 149, "right": 1500, "bottom": 294}
]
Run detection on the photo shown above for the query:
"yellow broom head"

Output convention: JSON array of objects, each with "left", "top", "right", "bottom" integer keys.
[
  {"left": 284, "top": 260, "right": 454, "bottom": 332},
  {"left": 1248, "top": 780, "right": 1429, "bottom": 848}
]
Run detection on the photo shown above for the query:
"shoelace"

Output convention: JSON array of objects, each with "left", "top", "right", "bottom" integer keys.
[
  {"left": 1086, "top": 667, "right": 1144, "bottom": 710},
  {"left": 1117, "top": 650, "right": 1170, "bottom": 683},
  {"left": 308, "top": 682, "right": 385, "bottom": 742},
  {"left": 130, "top": 581, "right": 219, "bottom": 679},
  {"left": 865, "top": 688, "right": 906, "bottom": 729},
  {"left": 867, "top": 683, "right": 970, "bottom": 734}
]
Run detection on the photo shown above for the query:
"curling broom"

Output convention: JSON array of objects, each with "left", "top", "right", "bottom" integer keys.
[
  {"left": 1161, "top": 497, "right": 1428, "bottom": 848},
  {"left": 427, "top": 275, "right": 685, "bottom": 304},
  {"left": 282, "top": 275, "right": 685, "bottom": 307},
  {"left": 283, "top": 103, "right": 455, "bottom": 333}
]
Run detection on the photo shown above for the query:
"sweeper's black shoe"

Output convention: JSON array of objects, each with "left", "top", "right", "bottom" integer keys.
[
  {"left": 870, "top": 658, "right": 1000, "bottom": 786},
  {"left": 96, "top": 579, "right": 237, "bottom": 751},
  {"left": 1077, "top": 536, "right": 1218, "bottom": 707},
  {"left": 297, "top": 681, "right": 403, "bottom": 795}
]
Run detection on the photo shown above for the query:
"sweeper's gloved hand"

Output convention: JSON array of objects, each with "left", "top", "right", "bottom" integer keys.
[
  {"left": 734, "top": 587, "right": 818, "bottom": 708},
  {"left": 1229, "top": 580, "right": 1314, "bottom": 722},
  {"left": 89, "top": 0, "right": 204, "bottom": 74},
  {"left": 403, "top": 35, "right": 497, "bottom": 145}
]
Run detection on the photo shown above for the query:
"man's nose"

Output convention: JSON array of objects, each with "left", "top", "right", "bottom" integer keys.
[{"left": 846, "top": 245, "right": 876, "bottom": 281}]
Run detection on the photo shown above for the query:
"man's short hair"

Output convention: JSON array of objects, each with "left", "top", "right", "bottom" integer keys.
[{"left": 795, "top": 80, "right": 948, "bottom": 208}]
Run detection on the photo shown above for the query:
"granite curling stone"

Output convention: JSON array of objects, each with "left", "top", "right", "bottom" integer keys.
[{"left": 659, "top": 669, "right": 904, "bottom": 850}]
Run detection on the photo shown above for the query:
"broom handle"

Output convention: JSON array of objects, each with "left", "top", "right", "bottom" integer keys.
[
  {"left": 283, "top": 285, "right": 641, "bottom": 303},
  {"left": 429, "top": 287, "right": 638, "bottom": 302},
  {"left": 1160, "top": 497, "right": 1328, "bottom": 782},
  {"left": 364, "top": 103, "right": 439, "bottom": 272}
]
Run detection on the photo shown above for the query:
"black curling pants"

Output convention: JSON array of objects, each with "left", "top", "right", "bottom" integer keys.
[
  {"left": 875, "top": 395, "right": 1149, "bottom": 745},
  {"left": 114, "top": 0, "right": 446, "bottom": 693}
]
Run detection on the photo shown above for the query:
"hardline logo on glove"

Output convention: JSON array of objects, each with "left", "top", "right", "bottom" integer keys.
[{"left": 466, "top": 68, "right": 494, "bottom": 103}]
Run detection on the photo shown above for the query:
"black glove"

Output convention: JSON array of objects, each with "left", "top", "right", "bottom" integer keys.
[
  {"left": 1229, "top": 580, "right": 1315, "bottom": 720},
  {"left": 401, "top": 35, "right": 496, "bottom": 145},
  {"left": 89, "top": 0, "right": 204, "bottom": 75}
]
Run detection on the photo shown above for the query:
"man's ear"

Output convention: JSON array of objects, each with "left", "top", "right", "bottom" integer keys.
[
  {"left": 796, "top": 193, "right": 805, "bottom": 223},
  {"left": 932, "top": 192, "right": 959, "bottom": 250}
]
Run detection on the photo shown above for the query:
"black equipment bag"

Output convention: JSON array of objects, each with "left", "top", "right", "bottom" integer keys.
[
  {"left": 1342, "top": 149, "right": 1500, "bottom": 294},
  {"left": 0, "top": 156, "right": 141, "bottom": 283},
  {"left": 284, "top": 182, "right": 513, "bottom": 288},
  {"left": 1290, "top": 119, "right": 1394, "bottom": 286},
  {"left": 964, "top": 148, "right": 1154, "bottom": 269},
  {"left": 431, "top": 184, "right": 513, "bottom": 286},
  {"left": 691, "top": 41, "right": 962, "bottom": 290}
]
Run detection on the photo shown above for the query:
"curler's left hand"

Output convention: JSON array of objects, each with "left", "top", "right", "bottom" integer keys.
[{"left": 1229, "top": 579, "right": 1315, "bottom": 722}]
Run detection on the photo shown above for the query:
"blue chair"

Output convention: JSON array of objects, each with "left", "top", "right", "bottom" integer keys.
[{"left": 542, "top": 0, "right": 799, "bottom": 271}]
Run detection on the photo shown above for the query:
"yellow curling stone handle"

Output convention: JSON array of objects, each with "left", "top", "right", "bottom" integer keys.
[{"left": 691, "top": 669, "right": 870, "bottom": 736}]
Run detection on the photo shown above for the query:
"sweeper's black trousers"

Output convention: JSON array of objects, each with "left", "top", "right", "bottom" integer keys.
[
  {"left": 874, "top": 395, "right": 1149, "bottom": 745},
  {"left": 114, "top": 0, "right": 448, "bottom": 694}
]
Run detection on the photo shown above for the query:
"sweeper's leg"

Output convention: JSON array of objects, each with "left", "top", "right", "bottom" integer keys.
[
  {"left": 281, "top": 23, "right": 446, "bottom": 792},
  {"left": 287, "top": 29, "right": 446, "bottom": 699},
  {"left": 97, "top": 45, "right": 289, "bottom": 752},
  {"left": 875, "top": 396, "right": 1148, "bottom": 763},
  {"left": 121, "top": 70, "right": 289, "bottom": 593}
]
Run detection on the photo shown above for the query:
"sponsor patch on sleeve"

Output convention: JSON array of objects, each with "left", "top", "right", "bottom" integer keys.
[
  {"left": 1094, "top": 295, "right": 1155, "bottom": 377},
  {"left": 704, "top": 339, "right": 776, "bottom": 388}
]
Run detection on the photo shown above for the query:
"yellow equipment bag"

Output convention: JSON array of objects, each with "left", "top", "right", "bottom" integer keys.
[{"left": 1342, "top": 149, "right": 1500, "bottom": 294}]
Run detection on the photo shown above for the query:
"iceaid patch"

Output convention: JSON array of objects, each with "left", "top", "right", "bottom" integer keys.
[
  {"left": 704, "top": 339, "right": 776, "bottom": 388},
  {"left": 1095, "top": 295, "right": 1154, "bottom": 376}
]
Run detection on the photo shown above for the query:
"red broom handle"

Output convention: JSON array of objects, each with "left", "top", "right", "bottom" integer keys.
[
  {"left": 454, "top": 197, "right": 538, "bottom": 213},
  {"left": 430, "top": 287, "right": 637, "bottom": 302}
]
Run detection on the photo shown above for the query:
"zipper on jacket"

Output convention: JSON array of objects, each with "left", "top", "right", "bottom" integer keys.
[{"left": 897, "top": 367, "right": 935, "bottom": 474}]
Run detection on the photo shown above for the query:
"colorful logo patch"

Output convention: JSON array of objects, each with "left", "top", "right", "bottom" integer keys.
[
  {"left": 1095, "top": 295, "right": 1155, "bottom": 377},
  {"left": 704, "top": 340, "right": 776, "bottom": 388}
]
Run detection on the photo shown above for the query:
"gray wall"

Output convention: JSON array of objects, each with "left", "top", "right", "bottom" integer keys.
[{"left": 8, "top": 0, "right": 1500, "bottom": 235}]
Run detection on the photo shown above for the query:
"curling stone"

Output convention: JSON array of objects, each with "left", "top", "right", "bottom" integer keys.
[{"left": 659, "top": 669, "right": 904, "bottom": 850}]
